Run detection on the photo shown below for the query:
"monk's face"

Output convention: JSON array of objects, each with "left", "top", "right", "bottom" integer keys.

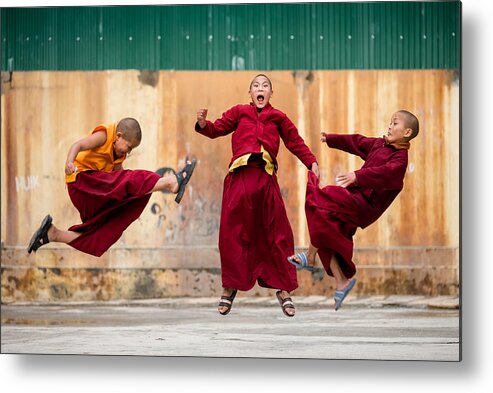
[
  {"left": 386, "top": 112, "right": 412, "bottom": 144},
  {"left": 114, "top": 133, "right": 140, "bottom": 158},
  {"left": 249, "top": 75, "right": 273, "bottom": 109}
]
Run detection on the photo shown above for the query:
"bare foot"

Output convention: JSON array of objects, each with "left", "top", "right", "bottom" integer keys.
[{"left": 170, "top": 172, "right": 187, "bottom": 193}]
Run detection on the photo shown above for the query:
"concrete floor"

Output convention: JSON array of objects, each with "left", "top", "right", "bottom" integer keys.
[{"left": 1, "top": 296, "right": 460, "bottom": 361}]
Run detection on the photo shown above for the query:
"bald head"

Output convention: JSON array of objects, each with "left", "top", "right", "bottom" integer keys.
[
  {"left": 116, "top": 118, "right": 142, "bottom": 145},
  {"left": 397, "top": 110, "right": 419, "bottom": 140}
]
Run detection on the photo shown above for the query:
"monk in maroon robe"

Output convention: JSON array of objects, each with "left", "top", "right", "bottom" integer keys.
[
  {"left": 27, "top": 118, "right": 196, "bottom": 257},
  {"left": 196, "top": 74, "right": 319, "bottom": 317},
  {"left": 288, "top": 110, "right": 419, "bottom": 310}
]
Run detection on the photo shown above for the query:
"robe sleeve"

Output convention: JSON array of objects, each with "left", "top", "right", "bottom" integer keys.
[
  {"left": 278, "top": 114, "right": 317, "bottom": 169},
  {"left": 195, "top": 105, "right": 239, "bottom": 139},
  {"left": 325, "top": 134, "right": 376, "bottom": 160},
  {"left": 355, "top": 151, "right": 408, "bottom": 190}
]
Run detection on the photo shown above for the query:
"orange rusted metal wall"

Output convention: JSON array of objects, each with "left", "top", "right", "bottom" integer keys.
[{"left": 0, "top": 69, "right": 459, "bottom": 301}]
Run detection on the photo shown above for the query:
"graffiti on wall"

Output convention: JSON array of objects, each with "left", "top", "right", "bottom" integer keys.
[
  {"left": 150, "top": 166, "right": 220, "bottom": 241},
  {"left": 15, "top": 175, "right": 40, "bottom": 192}
]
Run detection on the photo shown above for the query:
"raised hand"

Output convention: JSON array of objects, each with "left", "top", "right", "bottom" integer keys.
[{"left": 197, "top": 108, "right": 208, "bottom": 129}]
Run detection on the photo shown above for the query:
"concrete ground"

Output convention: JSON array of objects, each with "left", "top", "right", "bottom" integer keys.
[{"left": 1, "top": 295, "right": 460, "bottom": 361}]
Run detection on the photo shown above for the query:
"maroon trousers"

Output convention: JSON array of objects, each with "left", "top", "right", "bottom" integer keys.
[
  {"left": 67, "top": 170, "right": 160, "bottom": 257},
  {"left": 305, "top": 171, "right": 359, "bottom": 279},
  {"left": 218, "top": 165, "right": 298, "bottom": 292}
]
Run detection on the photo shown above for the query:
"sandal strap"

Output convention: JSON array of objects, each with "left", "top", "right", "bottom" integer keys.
[
  {"left": 298, "top": 252, "right": 308, "bottom": 267},
  {"left": 174, "top": 169, "right": 184, "bottom": 187},
  {"left": 282, "top": 299, "right": 294, "bottom": 309},
  {"left": 220, "top": 289, "right": 237, "bottom": 302},
  {"left": 277, "top": 292, "right": 295, "bottom": 308},
  {"left": 41, "top": 232, "right": 49, "bottom": 245}
]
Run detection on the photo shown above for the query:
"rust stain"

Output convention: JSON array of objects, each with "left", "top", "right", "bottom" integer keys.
[
  {"left": 1, "top": 70, "right": 459, "bottom": 302},
  {"left": 1, "top": 265, "right": 458, "bottom": 303},
  {"left": 4, "top": 88, "right": 18, "bottom": 245},
  {"left": 138, "top": 71, "right": 159, "bottom": 88}
]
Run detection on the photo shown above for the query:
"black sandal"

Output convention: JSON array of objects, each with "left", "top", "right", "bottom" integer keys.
[
  {"left": 174, "top": 158, "right": 197, "bottom": 204},
  {"left": 276, "top": 290, "right": 295, "bottom": 317},
  {"left": 218, "top": 289, "right": 238, "bottom": 316},
  {"left": 27, "top": 214, "right": 53, "bottom": 254}
]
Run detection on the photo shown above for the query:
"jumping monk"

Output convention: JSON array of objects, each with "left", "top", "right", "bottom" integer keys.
[
  {"left": 195, "top": 74, "right": 319, "bottom": 317},
  {"left": 28, "top": 117, "right": 196, "bottom": 257},
  {"left": 288, "top": 110, "right": 419, "bottom": 310}
]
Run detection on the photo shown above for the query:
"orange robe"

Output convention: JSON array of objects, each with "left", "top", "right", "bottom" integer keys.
[{"left": 66, "top": 123, "right": 160, "bottom": 256}]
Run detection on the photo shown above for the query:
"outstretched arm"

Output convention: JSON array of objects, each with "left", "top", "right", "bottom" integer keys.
[
  {"left": 320, "top": 132, "right": 375, "bottom": 160},
  {"left": 279, "top": 115, "right": 318, "bottom": 172},
  {"left": 65, "top": 130, "right": 107, "bottom": 175}
]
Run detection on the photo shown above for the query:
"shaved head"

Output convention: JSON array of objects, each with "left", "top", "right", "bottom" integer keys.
[
  {"left": 117, "top": 117, "right": 142, "bottom": 144},
  {"left": 397, "top": 110, "right": 419, "bottom": 140}
]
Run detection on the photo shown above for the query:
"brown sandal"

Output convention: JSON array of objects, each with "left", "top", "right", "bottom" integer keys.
[
  {"left": 218, "top": 289, "right": 238, "bottom": 315},
  {"left": 276, "top": 290, "right": 295, "bottom": 317}
]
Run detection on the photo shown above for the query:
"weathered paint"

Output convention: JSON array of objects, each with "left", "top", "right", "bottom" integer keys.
[
  {"left": 1, "top": 244, "right": 458, "bottom": 303},
  {"left": 1, "top": 69, "right": 459, "bottom": 302}
]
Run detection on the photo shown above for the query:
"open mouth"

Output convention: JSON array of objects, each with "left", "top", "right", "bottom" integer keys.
[{"left": 257, "top": 95, "right": 264, "bottom": 104}]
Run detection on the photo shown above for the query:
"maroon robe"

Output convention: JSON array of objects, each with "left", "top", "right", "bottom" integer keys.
[
  {"left": 67, "top": 169, "right": 160, "bottom": 257},
  {"left": 196, "top": 103, "right": 317, "bottom": 292},
  {"left": 305, "top": 134, "right": 408, "bottom": 278}
]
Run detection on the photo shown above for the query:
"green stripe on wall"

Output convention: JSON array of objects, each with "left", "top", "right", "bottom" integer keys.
[{"left": 1, "top": 2, "right": 461, "bottom": 71}]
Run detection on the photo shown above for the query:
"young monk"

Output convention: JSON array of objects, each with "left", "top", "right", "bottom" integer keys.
[
  {"left": 27, "top": 117, "right": 196, "bottom": 257},
  {"left": 288, "top": 110, "right": 419, "bottom": 310},
  {"left": 196, "top": 74, "right": 319, "bottom": 317}
]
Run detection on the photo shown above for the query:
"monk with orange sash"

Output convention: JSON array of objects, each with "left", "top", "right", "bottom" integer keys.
[{"left": 28, "top": 117, "right": 196, "bottom": 257}]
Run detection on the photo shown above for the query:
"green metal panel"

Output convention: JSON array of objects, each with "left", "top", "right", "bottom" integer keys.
[{"left": 1, "top": 2, "right": 461, "bottom": 71}]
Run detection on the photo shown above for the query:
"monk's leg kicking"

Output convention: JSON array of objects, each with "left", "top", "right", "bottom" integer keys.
[
  {"left": 148, "top": 160, "right": 194, "bottom": 194},
  {"left": 329, "top": 255, "right": 352, "bottom": 291},
  {"left": 47, "top": 224, "right": 81, "bottom": 244}
]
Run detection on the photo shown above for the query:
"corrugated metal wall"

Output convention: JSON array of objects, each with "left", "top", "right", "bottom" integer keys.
[{"left": 1, "top": 2, "right": 460, "bottom": 71}]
